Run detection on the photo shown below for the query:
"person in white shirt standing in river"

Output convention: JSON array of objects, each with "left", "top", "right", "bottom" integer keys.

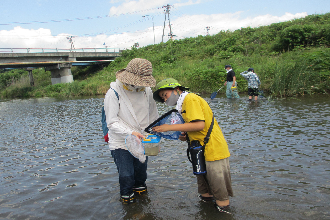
[{"left": 103, "top": 58, "right": 159, "bottom": 204}]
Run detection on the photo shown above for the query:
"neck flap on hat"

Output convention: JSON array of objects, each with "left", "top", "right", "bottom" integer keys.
[{"left": 176, "top": 91, "right": 189, "bottom": 114}]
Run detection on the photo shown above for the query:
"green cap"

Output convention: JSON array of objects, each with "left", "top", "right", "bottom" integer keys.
[{"left": 153, "top": 78, "right": 188, "bottom": 102}]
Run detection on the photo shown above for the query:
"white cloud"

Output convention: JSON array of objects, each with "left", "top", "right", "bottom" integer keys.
[
  {"left": 170, "top": 12, "right": 308, "bottom": 38},
  {"left": 0, "top": 26, "right": 68, "bottom": 49}
]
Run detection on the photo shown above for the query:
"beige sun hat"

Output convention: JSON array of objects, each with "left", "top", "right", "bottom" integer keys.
[{"left": 116, "top": 58, "right": 156, "bottom": 87}]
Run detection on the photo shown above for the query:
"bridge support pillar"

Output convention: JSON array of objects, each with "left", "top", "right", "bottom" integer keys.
[
  {"left": 26, "top": 68, "right": 34, "bottom": 86},
  {"left": 47, "top": 64, "right": 73, "bottom": 85}
]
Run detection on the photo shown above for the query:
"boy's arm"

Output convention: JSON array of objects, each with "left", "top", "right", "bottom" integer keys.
[
  {"left": 152, "top": 121, "right": 205, "bottom": 133},
  {"left": 240, "top": 71, "right": 249, "bottom": 79}
]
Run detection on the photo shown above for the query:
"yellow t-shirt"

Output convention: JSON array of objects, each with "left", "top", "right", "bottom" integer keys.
[{"left": 181, "top": 93, "right": 230, "bottom": 161}]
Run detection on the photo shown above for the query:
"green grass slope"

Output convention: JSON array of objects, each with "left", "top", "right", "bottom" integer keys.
[{"left": 1, "top": 13, "right": 330, "bottom": 99}]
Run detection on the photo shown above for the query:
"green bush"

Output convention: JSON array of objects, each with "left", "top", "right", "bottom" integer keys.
[{"left": 0, "top": 69, "right": 27, "bottom": 89}]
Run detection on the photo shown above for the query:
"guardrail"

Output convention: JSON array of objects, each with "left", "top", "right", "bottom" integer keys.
[{"left": 0, "top": 47, "right": 121, "bottom": 53}]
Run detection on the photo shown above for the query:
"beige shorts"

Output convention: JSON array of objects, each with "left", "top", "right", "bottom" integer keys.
[{"left": 197, "top": 157, "right": 233, "bottom": 201}]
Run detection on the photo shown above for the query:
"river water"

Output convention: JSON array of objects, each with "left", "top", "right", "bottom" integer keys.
[{"left": 0, "top": 94, "right": 329, "bottom": 220}]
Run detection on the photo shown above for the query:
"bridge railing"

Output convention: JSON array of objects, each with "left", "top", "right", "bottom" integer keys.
[{"left": 0, "top": 47, "right": 121, "bottom": 53}]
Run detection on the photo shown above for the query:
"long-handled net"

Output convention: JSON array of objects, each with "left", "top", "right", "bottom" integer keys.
[
  {"left": 210, "top": 86, "right": 223, "bottom": 99},
  {"left": 144, "top": 109, "right": 185, "bottom": 140}
]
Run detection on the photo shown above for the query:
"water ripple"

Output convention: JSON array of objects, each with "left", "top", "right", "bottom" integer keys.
[{"left": 0, "top": 95, "right": 329, "bottom": 219}]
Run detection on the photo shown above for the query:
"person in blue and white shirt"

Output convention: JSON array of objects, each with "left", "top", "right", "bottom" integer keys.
[{"left": 240, "top": 68, "right": 261, "bottom": 101}]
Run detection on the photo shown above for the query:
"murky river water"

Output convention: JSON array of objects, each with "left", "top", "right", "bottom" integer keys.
[{"left": 0, "top": 94, "right": 329, "bottom": 220}]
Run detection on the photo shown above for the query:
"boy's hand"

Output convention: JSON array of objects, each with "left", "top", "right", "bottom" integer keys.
[
  {"left": 179, "top": 132, "right": 187, "bottom": 141},
  {"left": 152, "top": 124, "right": 171, "bottom": 133}
]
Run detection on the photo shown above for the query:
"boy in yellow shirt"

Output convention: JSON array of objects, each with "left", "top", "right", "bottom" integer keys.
[{"left": 152, "top": 78, "right": 233, "bottom": 214}]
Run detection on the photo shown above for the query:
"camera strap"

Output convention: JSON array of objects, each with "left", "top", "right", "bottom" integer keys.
[
  {"left": 203, "top": 114, "right": 214, "bottom": 148},
  {"left": 186, "top": 114, "right": 215, "bottom": 162}
]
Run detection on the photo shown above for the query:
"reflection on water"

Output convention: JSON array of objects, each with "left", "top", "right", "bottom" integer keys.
[{"left": 0, "top": 95, "right": 329, "bottom": 220}]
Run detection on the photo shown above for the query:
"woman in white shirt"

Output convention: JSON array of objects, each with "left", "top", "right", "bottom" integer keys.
[{"left": 104, "top": 58, "right": 159, "bottom": 203}]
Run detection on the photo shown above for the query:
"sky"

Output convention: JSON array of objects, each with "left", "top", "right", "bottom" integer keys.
[{"left": 0, "top": 0, "right": 329, "bottom": 51}]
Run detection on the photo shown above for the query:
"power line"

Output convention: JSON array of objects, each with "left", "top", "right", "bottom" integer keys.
[
  {"left": 0, "top": 13, "right": 163, "bottom": 40},
  {"left": 0, "top": 7, "right": 163, "bottom": 27}
]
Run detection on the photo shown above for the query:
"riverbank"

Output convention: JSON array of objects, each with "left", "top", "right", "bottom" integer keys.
[
  {"left": 1, "top": 13, "right": 329, "bottom": 100},
  {"left": 1, "top": 49, "right": 329, "bottom": 100}
]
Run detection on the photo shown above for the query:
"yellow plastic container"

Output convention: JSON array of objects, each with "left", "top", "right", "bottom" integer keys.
[{"left": 142, "top": 135, "right": 161, "bottom": 156}]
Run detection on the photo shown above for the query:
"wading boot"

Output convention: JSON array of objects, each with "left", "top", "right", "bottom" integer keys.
[
  {"left": 121, "top": 193, "right": 135, "bottom": 204},
  {"left": 133, "top": 185, "right": 147, "bottom": 195},
  {"left": 214, "top": 204, "right": 231, "bottom": 214}
]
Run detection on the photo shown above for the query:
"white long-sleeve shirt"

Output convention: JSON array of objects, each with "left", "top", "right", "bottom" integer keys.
[{"left": 104, "top": 79, "right": 159, "bottom": 150}]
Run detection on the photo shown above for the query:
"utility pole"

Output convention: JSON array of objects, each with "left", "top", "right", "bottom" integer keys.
[
  {"left": 152, "top": 16, "right": 155, "bottom": 44},
  {"left": 168, "top": 24, "right": 175, "bottom": 39},
  {"left": 103, "top": 42, "right": 108, "bottom": 52},
  {"left": 143, "top": 15, "right": 155, "bottom": 45},
  {"left": 206, "top": 26, "right": 210, "bottom": 36},
  {"left": 66, "top": 36, "right": 75, "bottom": 52},
  {"left": 162, "top": 4, "right": 174, "bottom": 42}
]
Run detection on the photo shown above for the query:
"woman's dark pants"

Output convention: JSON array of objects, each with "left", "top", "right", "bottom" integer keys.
[{"left": 111, "top": 149, "right": 148, "bottom": 196}]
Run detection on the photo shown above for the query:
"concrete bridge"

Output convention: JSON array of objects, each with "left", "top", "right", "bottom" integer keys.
[{"left": 0, "top": 48, "right": 121, "bottom": 85}]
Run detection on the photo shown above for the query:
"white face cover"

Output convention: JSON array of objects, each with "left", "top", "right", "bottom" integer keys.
[
  {"left": 123, "top": 83, "right": 145, "bottom": 92},
  {"left": 165, "top": 90, "right": 180, "bottom": 106}
]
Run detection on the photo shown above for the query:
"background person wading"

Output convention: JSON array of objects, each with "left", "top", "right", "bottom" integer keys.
[
  {"left": 240, "top": 68, "right": 261, "bottom": 101},
  {"left": 224, "top": 65, "right": 240, "bottom": 99}
]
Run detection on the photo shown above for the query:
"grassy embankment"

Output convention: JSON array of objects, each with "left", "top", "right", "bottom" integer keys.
[{"left": 1, "top": 13, "right": 330, "bottom": 99}]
